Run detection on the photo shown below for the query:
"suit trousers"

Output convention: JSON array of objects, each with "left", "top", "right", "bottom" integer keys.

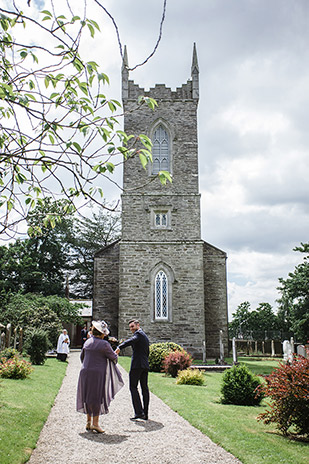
[{"left": 129, "top": 368, "right": 149, "bottom": 416}]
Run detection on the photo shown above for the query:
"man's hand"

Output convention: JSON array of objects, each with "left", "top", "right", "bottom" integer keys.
[{"left": 115, "top": 347, "right": 120, "bottom": 355}]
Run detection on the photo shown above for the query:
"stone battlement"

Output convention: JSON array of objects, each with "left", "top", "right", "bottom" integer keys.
[{"left": 126, "top": 79, "right": 194, "bottom": 101}]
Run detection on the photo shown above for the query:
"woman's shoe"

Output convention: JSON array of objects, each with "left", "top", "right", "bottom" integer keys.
[
  {"left": 86, "top": 421, "right": 91, "bottom": 431},
  {"left": 91, "top": 425, "right": 105, "bottom": 433}
]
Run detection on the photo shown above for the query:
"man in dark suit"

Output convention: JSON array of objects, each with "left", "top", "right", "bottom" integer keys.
[
  {"left": 116, "top": 319, "right": 150, "bottom": 420},
  {"left": 81, "top": 325, "right": 88, "bottom": 347}
]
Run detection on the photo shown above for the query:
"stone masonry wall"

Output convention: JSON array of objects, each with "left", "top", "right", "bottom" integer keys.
[
  {"left": 93, "top": 241, "right": 120, "bottom": 337},
  {"left": 123, "top": 95, "right": 199, "bottom": 196},
  {"left": 203, "top": 241, "right": 229, "bottom": 358},
  {"left": 118, "top": 241, "right": 206, "bottom": 358}
]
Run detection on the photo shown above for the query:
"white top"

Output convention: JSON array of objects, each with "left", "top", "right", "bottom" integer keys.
[{"left": 57, "top": 332, "right": 70, "bottom": 354}]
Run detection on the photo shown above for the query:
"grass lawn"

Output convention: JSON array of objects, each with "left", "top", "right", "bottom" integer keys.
[
  {"left": 0, "top": 358, "right": 67, "bottom": 464},
  {"left": 118, "top": 356, "right": 309, "bottom": 464}
]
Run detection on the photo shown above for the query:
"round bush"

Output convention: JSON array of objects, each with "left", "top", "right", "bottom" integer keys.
[
  {"left": 149, "top": 342, "right": 183, "bottom": 372},
  {"left": 162, "top": 350, "right": 192, "bottom": 377},
  {"left": 176, "top": 368, "right": 205, "bottom": 386},
  {"left": 221, "top": 364, "right": 264, "bottom": 406},
  {"left": 0, "top": 356, "right": 33, "bottom": 379},
  {"left": 24, "top": 329, "right": 50, "bottom": 365}
]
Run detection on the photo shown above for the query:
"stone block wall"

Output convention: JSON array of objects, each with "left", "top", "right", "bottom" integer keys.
[
  {"left": 93, "top": 241, "right": 120, "bottom": 337},
  {"left": 118, "top": 240, "right": 206, "bottom": 358},
  {"left": 203, "top": 241, "right": 229, "bottom": 357}
]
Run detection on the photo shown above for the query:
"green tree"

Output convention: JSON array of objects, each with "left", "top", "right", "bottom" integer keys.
[
  {"left": 0, "top": 1, "right": 170, "bottom": 238},
  {"left": 229, "top": 301, "right": 251, "bottom": 338},
  {"left": 0, "top": 293, "right": 83, "bottom": 347},
  {"left": 277, "top": 242, "right": 309, "bottom": 343},
  {"left": 68, "top": 206, "right": 121, "bottom": 298},
  {"left": 229, "top": 301, "right": 278, "bottom": 339},
  {"left": 249, "top": 303, "right": 279, "bottom": 335},
  {"left": 0, "top": 198, "right": 74, "bottom": 295}
]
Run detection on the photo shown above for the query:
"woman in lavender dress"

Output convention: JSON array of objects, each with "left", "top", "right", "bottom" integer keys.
[{"left": 76, "top": 320, "right": 124, "bottom": 433}]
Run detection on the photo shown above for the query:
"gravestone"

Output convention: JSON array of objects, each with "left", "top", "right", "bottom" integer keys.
[
  {"left": 283, "top": 340, "right": 293, "bottom": 362},
  {"left": 297, "top": 345, "right": 306, "bottom": 358}
]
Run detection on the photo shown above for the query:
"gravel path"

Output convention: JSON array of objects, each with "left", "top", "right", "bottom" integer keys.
[{"left": 28, "top": 351, "right": 242, "bottom": 464}]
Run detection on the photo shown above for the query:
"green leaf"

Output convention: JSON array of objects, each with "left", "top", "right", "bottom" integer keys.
[
  {"left": 139, "top": 153, "right": 148, "bottom": 169},
  {"left": 159, "top": 171, "right": 173, "bottom": 185},
  {"left": 87, "top": 23, "right": 95, "bottom": 38},
  {"left": 41, "top": 10, "right": 52, "bottom": 17},
  {"left": 73, "top": 142, "right": 82, "bottom": 153}
]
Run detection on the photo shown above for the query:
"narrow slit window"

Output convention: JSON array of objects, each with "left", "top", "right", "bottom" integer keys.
[
  {"left": 155, "top": 270, "right": 168, "bottom": 320},
  {"left": 152, "top": 125, "right": 169, "bottom": 174}
]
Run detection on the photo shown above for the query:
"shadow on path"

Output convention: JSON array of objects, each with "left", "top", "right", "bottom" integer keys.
[{"left": 79, "top": 431, "right": 128, "bottom": 444}]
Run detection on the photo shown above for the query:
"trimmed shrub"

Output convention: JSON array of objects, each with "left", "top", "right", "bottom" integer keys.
[
  {"left": 162, "top": 350, "right": 192, "bottom": 377},
  {"left": 0, "top": 356, "right": 33, "bottom": 379},
  {"left": 176, "top": 368, "right": 205, "bottom": 386},
  {"left": 149, "top": 342, "right": 183, "bottom": 372},
  {"left": 257, "top": 356, "right": 309, "bottom": 437},
  {"left": 24, "top": 329, "right": 49, "bottom": 365},
  {"left": 221, "top": 363, "right": 264, "bottom": 406},
  {"left": 0, "top": 347, "right": 19, "bottom": 361}
]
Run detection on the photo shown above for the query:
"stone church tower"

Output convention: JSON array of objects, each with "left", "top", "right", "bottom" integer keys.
[{"left": 93, "top": 45, "right": 228, "bottom": 358}]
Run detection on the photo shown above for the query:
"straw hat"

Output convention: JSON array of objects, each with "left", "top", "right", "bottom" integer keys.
[{"left": 92, "top": 320, "right": 110, "bottom": 336}]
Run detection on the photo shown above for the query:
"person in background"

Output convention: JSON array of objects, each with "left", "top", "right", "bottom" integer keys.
[
  {"left": 76, "top": 320, "right": 124, "bottom": 433},
  {"left": 56, "top": 329, "right": 70, "bottom": 362},
  {"left": 116, "top": 319, "right": 150, "bottom": 420},
  {"left": 81, "top": 325, "right": 88, "bottom": 347}
]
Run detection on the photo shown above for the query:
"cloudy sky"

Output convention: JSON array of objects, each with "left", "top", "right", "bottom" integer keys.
[{"left": 9, "top": 0, "right": 309, "bottom": 319}]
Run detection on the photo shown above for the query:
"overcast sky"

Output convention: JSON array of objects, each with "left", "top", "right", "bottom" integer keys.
[{"left": 12, "top": 0, "right": 309, "bottom": 319}]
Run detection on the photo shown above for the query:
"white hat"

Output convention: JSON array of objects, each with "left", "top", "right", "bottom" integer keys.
[{"left": 92, "top": 320, "right": 110, "bottom": 336}]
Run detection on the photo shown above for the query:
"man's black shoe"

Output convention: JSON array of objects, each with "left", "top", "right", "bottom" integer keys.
[{"left": 130, "top": 414, "right": 146, "bottom": 420}]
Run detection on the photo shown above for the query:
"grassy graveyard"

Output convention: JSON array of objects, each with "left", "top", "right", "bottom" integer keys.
[
  {"left": 0, "top": 358, "right": 67, "bottom": 464},
  {"left": 119, "top": 356, "right": 309, "bottom": 464}
]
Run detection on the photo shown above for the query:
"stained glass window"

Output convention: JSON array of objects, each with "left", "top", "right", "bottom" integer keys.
[
  {"left": 155, "top": 270, "right": 168, "bottom": 319},
  {"left": 152, "top": 125, "right": 169, "bottom": 174}
]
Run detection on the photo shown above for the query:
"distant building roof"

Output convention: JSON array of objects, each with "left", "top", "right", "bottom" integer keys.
[{"left": 70, "top": 299, "right": 92, "bottom": 317}]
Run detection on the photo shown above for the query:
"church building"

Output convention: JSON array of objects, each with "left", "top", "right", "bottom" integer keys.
[{"left": 93, "top": 44, "right": 228, "bottom": 358}]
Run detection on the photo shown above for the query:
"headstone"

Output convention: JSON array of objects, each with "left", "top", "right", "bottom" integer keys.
[
  {"left": 6, "top": 323, "right": 11, "bottom": 348},
  {"left": 271, "top": 340, "right": 275, "bottom": 357},
  {"left": 283, "top": 340, "right": 293, "bottom": 362},
  {"left": 297, "top": 345, "right": 306, "bottom": 358},
  {"left": 232, "top": 337, "right": 237, "bottom": 364},
  {"left": 254, "top": 341, "right": 258, "bottom": 353},
  {"left": 290, "top": 337, "right": 294, "bottom": 354},
  {"left": 18, "top": 328, "right": 23, "bottom": 353},
  {"left": 0, "top": 332, "right": 5, "bottom": 350},
  {"left": 202, "top": 340, "right": 206, "bottom": 363},
  {"left": 13, "top": 327, "right": 17, "bottom": 349},
  {"left": 219, "top": 330, "right": 224, "bottom": 364}
]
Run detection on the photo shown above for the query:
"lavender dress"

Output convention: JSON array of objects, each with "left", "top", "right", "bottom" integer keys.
[{"left": 76, "top": 336, "right": 124, "bottom": 416}]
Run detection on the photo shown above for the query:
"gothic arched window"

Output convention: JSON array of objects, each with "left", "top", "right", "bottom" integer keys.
[
  {"left": 155, "top": 270, "right": 168, "bottom": 320},
  {"left": 152, "top": 125, "right": 169, "bottom": 174}
]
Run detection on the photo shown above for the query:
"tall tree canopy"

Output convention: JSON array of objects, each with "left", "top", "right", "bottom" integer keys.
[
  {"left": 0, "top": 197, "right": 120, "bottom": 298},
  {"left": 277, "top": 243, "right": 309, "bottom": 343}
]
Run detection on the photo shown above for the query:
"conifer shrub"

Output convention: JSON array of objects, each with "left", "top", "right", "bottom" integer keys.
[
  {"left": 221, "top": 363, "right": 264, "bottom": 406},
  {"left": 257, "top": 356, "right": 309, "bottom": 437},
  {"left": 149, "top": 342, "right": 183, "bottom": 372},
  {"left": 0, "top": 355, "right": 33, "bottom": 379},
  {"left": 162, "top": 350, "right": 192, "bottom": 377},
  {"left": 176, "top": 368, "right": 205, "bottom": 385},
  {"left": 24, "top": 329, "right": 50, "bottom": 365}
]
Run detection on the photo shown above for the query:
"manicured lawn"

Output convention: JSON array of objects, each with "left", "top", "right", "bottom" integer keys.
[
  {"left": 118, "top": 356, "right": 309, "bottom": 464},
  {"left": 0, "top": 358, "right": 67, "bottom": 464}
]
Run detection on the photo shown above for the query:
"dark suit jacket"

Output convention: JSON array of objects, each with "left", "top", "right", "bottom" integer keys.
[{"left": 118, "top": 329, "right": 150, "bottom": 370}]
